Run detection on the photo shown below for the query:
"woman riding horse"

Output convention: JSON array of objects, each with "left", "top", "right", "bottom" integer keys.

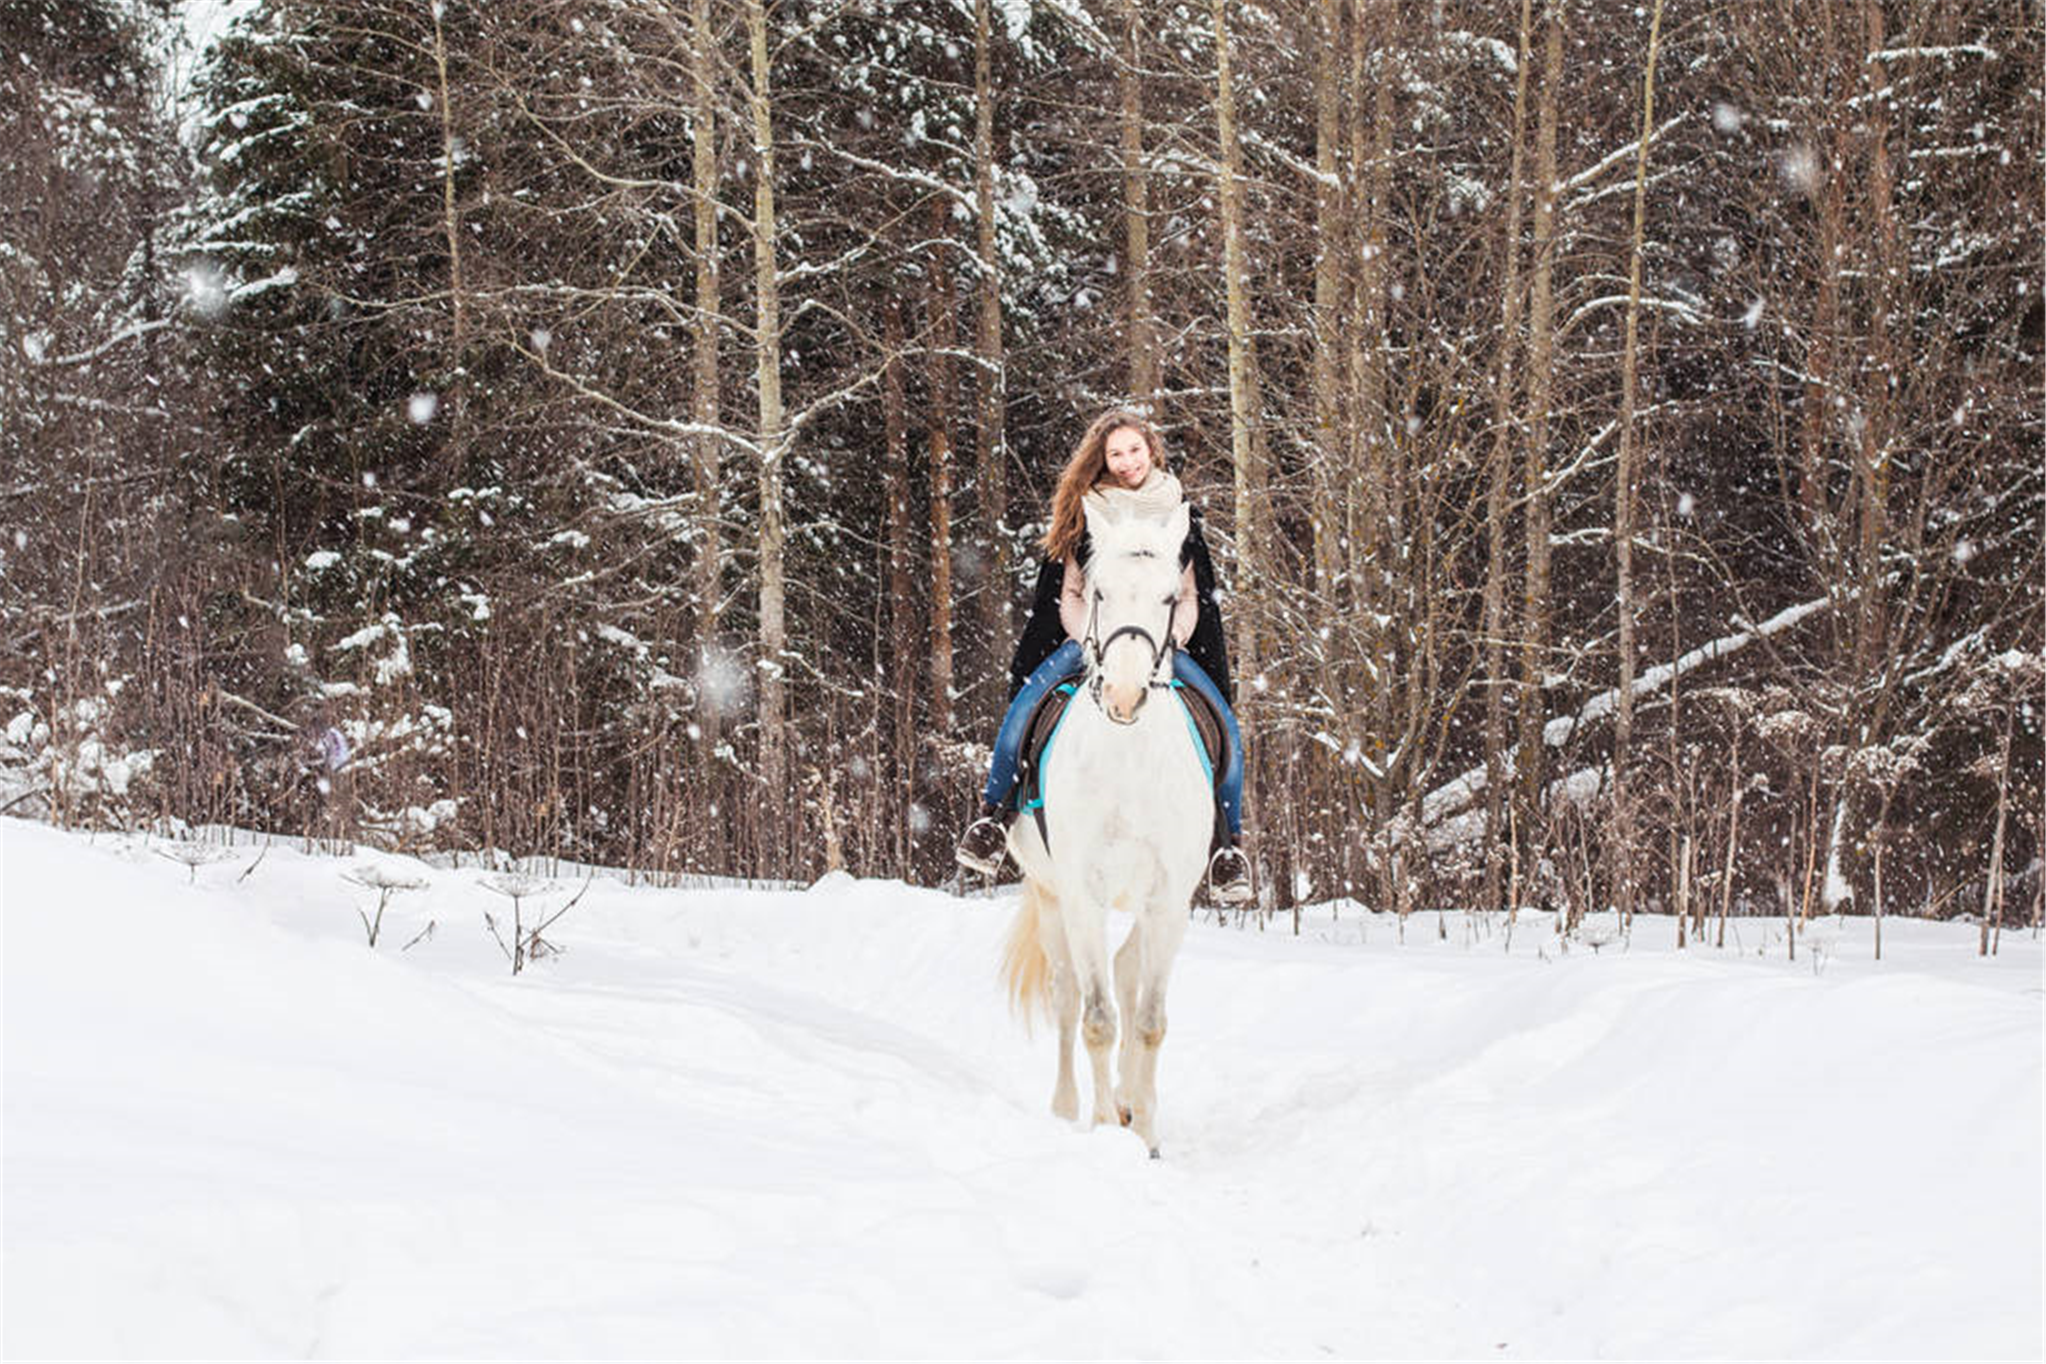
[{"left": 956, "top": 408, "right": 1253, "bottom": 905}]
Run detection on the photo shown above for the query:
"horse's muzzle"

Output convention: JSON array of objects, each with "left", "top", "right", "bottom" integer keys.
[{"left": 1100, "top": 681, "right": 1149, "bottom": 724}]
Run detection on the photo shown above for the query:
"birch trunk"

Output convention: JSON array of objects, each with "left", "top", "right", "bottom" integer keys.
[
  {"left": 1214, "top": 0, "right": 1264, "bottom": 885},
  {"left": 744, "top": 0, "right": 788, "bottom": 870},
  {"left": 926, "top": 194, "right": 957, "bottom": 738},
  {"left": 428, "top": 0, "right": 465, "bottom": 457},
  {"left": 1310, "top": 0, "right": 1347, "bottom": 608},
  {"left": 429, "top": 3, "right": 463, "bottom": 358},
  {"left": 1981, "top": 704, "right": 2014, "bottom": 956},
  {"left": 882, "top": 294, "right": 913, "bottom": 868},
  {"left": 1516, "top": 0, "right": 1564, "bottom": 868},
  {"left": 1481, "top": 0, "right": 1536, "bottom": 911},
  {"left": 1612, "top": 0, "right": 1666, "bottom": 924},
  {"left": 973, "top": 0, "right": 1010, "bottom": 670},
  {"left": 1214, "top": 0, "right": 1259, "bottom": 689},
  {"left": 1348, "top": 0, "right": 1397, "bottom": 822},
  {"left": 690, "top": 0, "right": 724, "bottom": 744}
]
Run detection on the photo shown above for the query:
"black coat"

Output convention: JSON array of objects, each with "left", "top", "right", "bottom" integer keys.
[{"left": 1007, "top": 503, "right": 1234, "bottom": 705}]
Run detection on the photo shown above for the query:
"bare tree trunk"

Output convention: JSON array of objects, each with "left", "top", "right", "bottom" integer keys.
[
  {"left": 429, "top": 3, "right": 464, "bottom": 358},
  {"left": 1348, "top": 0, "right": 1397, "bottom": 829},
  {"left": 1517, "top": 0, "right": 1564, "bottom": 876},
  {"left": 1481, "top": 0, "right": 1537, "bottom": 912},
  {"left": 1872, "top": 783, "right": 1893, "bottom": 960},
  {"left": 927, "top": 195, "right": 958, "bottom": 739},
  {"left": 1718, "top": 719, "right": 1740, "bottom": 949},
  {"left": 1981, "top": 702, "right": 2014, "bottom": 956},
  {"left": 1857, "top": 0, "right": 1896, "bottom": 688},
  {"left": 1841, "top": 0, "right": 1900, "bottom": 908},
  {"left": 2030, "top": 832, "right": 2043, "bottom": 940},
  {"left": 1214, "top": 0, "right": 1265, "bottom": 889},
  {"left": 1119, "top": 0, "right": 1157, "bottom": 410},
  {"left": 427, "top": 0, "right": 468, "bottom": 465},
  {"left": 882, "top": 293, "right": 914, "bottom": 869},
  {"left": 744, "top": 0, "right": 788, "bottom": 872},
  {"left": 1612, "top": 0, "right": 1666, "bottom": 926},
  {"left": 973, "top": 0, "right": 1010, "bottom": 678},
  {"left": 1676, "top": 834, "right": 1692, "bottom": 948},
  {"left": 1213, "top": 13, "right": 1261, "bottom": 659},
  {"left": 690, "top": 0, "right": 725, "bottom": 752},
  {"left": 1800, "top": 0, "right": 1845, "bottom": 532},
  {"left": 1309, "top": 0, "right": 1348, "bottom": 608}
]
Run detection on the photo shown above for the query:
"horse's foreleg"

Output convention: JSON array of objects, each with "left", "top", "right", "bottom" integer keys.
[
  {"left": 1057, "top": 898, "right": 1119, "bottom": 1128},
  {"left": 1126, "top": 908, "right": 1189, "bottom": 1156},
  {"left": 1112, "top": 922, "right": 1143, "bottom": 1127}
]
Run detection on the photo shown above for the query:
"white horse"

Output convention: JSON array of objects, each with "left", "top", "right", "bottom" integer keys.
[{"left": 1000, "top": 499, "right": 1214, "bottom": 1158}]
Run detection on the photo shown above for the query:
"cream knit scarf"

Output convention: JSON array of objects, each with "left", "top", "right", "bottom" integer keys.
[{"left": 1082, "top": 465, "right": 1185, "bottom": 529}]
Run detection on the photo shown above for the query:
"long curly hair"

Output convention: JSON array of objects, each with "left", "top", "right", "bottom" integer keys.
[{"left": 1040, "top": 408, "right": 1167, "bottom": 563}]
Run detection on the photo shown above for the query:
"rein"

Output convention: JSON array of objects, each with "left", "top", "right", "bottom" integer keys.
[{"left": 1081, "top": 579, "right": 1177, "bottom": 719}]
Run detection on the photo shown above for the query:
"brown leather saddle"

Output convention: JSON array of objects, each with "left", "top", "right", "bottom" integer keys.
[{"left": 1014, "top": 670, "right": 1228, "bottom": 849}]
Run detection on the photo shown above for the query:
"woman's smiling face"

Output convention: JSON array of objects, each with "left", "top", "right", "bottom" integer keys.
[{"left": 1103, "top": 425, "right": 1152, "bottom": 489}]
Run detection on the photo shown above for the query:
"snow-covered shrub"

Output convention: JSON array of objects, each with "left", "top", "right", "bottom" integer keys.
[{"left": 5, "top": 689, "right": 159, "bottom": 829}]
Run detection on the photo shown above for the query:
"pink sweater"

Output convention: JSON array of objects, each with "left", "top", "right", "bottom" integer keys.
[{"left": 1059, "top": 552, "right": 1199, "bottom": 648}]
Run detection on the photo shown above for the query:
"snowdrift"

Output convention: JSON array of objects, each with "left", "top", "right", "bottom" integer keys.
[{"left": 4, "top": 819, "right": 2039, "bottom": 1359}]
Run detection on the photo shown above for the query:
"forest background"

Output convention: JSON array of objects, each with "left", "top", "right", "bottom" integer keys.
[{"left": 3, "top": 0, "right": 2040, "bottom": 932}]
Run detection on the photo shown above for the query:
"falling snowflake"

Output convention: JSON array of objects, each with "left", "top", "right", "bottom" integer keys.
[
  {"left": 1775, "top": 145, "right": 1820, "bottom": 196},
  {"left": 185, "top": 264, "right": 229, "bottom": 319},
  {"left": 1710, "top": 101, "right": 1746, "bottom": 135},
  {"left": 696, "top": 644, "right": 752, "bottom": 716},
  {"left": 408, "top": 392, "right": 439, "bottom": 424}
]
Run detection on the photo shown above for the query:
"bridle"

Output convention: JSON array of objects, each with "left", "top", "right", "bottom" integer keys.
[{"left": 1081, "top": 562, "right": 1178, "bottom": 722}]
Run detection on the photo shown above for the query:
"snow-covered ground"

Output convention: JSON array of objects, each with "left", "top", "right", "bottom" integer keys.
[{"left": 5, "top": 818, "right": 2040, "bottom": 1359}]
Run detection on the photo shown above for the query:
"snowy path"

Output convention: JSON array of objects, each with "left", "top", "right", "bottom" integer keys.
[{"left": 5, "top": 820, "right": 2040, "bottom": 1359}]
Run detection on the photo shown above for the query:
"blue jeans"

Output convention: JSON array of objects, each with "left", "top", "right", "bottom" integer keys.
[{"left": 984, "top": 640, "right": 1244, "bottom": 839}]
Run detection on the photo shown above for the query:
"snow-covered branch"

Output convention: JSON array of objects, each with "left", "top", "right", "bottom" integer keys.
[
  {"left": 1419, "top": 593, "right": 1842, "bottom": 828},
  {"left": 1556, "top": 111, "right": 1688, "bottom": 198}
]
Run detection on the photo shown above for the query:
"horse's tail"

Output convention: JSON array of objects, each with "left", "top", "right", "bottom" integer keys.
[{"left": 1000, "top": 878, "right": 1055, "bottom": 1031}]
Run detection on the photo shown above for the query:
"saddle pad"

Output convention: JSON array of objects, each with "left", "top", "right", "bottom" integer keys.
[
  {"left": 1175, "top": 683, "right": 1227, "bottom": 783},
  {"left": 1017, "top": 672, "right": 1226, "bottom": 820},
  {"left": 1016, "top": 675, "right": 1081, "bottom": 816}
]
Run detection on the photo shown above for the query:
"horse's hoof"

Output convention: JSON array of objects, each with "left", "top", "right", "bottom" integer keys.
[
  {"left": 1148, "top": 1146, "right": 1162, "bottom": 1160},
  {"left": 1117, "top": 1105, "right": 1133, "bottom": 1127}
]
